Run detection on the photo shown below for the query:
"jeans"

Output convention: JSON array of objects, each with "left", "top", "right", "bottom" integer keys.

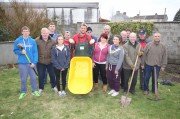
[
  {"left": 18, "top": 64, "right": 38, "bottom": 93},
  {"left": 144, "top": 64, "right": 160, "bottom": 92},
  {"left": 37, "top": 63, "right": 56, "bottom": 90}
]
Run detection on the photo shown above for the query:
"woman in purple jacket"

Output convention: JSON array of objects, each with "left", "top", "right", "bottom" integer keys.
[{"left": 92, "top": 33, "right": 110, "bottom": 92}]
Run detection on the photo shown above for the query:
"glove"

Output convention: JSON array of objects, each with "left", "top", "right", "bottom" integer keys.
[
  {"left": 69, "top": 39, "right": 75, "bottom": 44},
  {"left": 130, "top": 64, "right": 135, "bottom": 69},
  {"left": 89, "top": 39, "right": 95, "bottom": 44},
  {"left": 138, "top": 51, "right": 143, "bottom": 56}
]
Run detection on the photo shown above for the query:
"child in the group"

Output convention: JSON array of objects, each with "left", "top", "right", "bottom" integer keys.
[
  {"left": 13, "top": 26, "right": 40, "bottom": 99},
  {"left": 92, "top": 33, "right": 110, "bottom": 92},
  {"left": 51, "top": 35, "right": 71, "bottom": 96},
  {"left": 106, "top": 35, "right": 124, "bottom": 96}
]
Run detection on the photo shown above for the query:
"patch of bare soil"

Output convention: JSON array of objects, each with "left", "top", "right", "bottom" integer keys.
[{"left": 159, "top": 64, "right": 180, "bottom": 83}]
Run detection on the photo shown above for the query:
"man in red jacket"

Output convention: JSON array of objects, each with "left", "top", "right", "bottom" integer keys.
[{"left": 69, "top": 23, "right": 95, "bottom": 57}]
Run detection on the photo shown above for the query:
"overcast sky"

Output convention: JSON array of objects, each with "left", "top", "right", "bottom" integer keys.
[{"left": 4, "top": 0, "right": 180, "bottom": 21}]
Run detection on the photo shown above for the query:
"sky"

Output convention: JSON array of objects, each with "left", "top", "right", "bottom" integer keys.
[{"left": 3, "top": 0, "right": 180, "bottom": 21}]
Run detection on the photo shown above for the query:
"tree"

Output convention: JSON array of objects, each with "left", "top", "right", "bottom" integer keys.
[
  {"left": 173, "top": 9, "right": 180, "bottom": 21},
  {"left": 1, "top": 0, "right": 50, "bottom": 41}
]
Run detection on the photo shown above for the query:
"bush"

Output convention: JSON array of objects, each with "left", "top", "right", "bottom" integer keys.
[
  {"left": 0, "top": 0, "right": 50, "bottom": 41},
  {"left": 108, "top": 22, "right": 154, "bottom": 37}
]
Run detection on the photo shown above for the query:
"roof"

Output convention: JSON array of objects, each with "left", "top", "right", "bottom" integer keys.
[
  {"left": 0, "top": 2, "right": 99, "bottom": 8},
  {"left": 132, "top": 14, "right": 168, "bottom": 20}
]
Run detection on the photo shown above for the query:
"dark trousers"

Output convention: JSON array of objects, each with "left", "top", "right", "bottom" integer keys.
[
  {"left": 37, "top": 63, "right": 56, "bottom": 90},
  {"left": 54, "top": 68, "right": 68, "bottom": 91},
  {"left": 139, "top": 66, "right": 145, "bottom": 89},
  {"left": 120, "top": 68, "right": 124, "bottom": 88},
  {"left": 106, "top": 65, "right": 121, "bottom": 92},
  {"left": 93, "top": 63, "right": 107, "bottom": 85},
  {"left": 123, "top": 68, "right": 138, "bottom": 93},
  {"left": 144, "top": 64, "right": 160, "bottom": 92}
]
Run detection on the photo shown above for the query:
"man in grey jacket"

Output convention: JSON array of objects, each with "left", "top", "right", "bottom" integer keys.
[{"left": 142, "top": 32, "right": 167, "bottom": 95}]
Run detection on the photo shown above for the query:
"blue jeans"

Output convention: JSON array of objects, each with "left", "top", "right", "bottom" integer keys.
[
  {"left": 37, "top": 63, "right": 56, "bottom": 90},
  {"left": 144, "top": 64, "right": 160, "bottom": 92},
  {"left": 18, "top": 64, "right": 38, "bottom": 93}
]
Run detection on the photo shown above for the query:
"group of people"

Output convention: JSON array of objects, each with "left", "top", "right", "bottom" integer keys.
[{"left": 13, "top": 22, "right": 167, "bottom": 99}]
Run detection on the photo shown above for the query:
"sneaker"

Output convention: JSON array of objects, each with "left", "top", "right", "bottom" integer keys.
[
  {"left": 144, "top": 91, "right": 149, "bottom": 95},
  {"left": 53, "top": 87, "right": 58, "bottom": 93},
  {"left": 61, "top": 91, "right": 66, "bottom": 96},
  {"left": 58, "top": 91, "right": 62, "bottom": 96},
  {"left": 108, "top": 89, "right": 115, "bottom": 95},
  {"left": 19, "top": 93, "right": 26, "bottom": 99},
  {"left": 32, "top": 91, "right": 40, "bottom": 97},
  {"left": 111, "top": 91, "right": 119, "bottom": 97},
  {"left": 39, "top": 89, "right": 43, "bottom": 95}
]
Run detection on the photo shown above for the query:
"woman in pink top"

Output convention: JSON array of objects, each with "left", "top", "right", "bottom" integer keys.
[{"left": 92, "top": 33, "right": 110, "bottom": 92}]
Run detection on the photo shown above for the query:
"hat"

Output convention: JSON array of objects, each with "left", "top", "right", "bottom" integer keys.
[
  {"left": 87, "top": 27, "right": 92, "bottom": 32},
  {"left": 139, "top": 29, "right": 146, "bottom": 35}
]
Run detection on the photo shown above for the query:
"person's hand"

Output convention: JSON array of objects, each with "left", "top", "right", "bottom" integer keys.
[
  {"left": 130, "top": 64, "right": 135, "bottom": 69},
  {"left": 138, "top": 51, "right": 143, "bottom": 57},
  {"left": 161, "top": 67, "right": 165, "bottom": 71},
  {"left": 69, "top": 39, "right": 75, "bottom": 44},
  {"left": 92, "top": 63, "right": 96, "bottom": 68},
  {"left": 141, "top": 65, "right": 144, "bottom": 69},
  {"left": 105, "top": 66, "right": 108, "bottom": 70},
  {"left": 21, "top": 49, "right": 26, "bottom": 54},
  {"left": 61, "top": 68, "right": 65, "bottom": 71},
  {"left": 30, "top": 63, "right": 35, "bottom": 68},
  {"left": 89, "top": 39, "right": 95, "bottom": 44},
  {"left": 114, "top": 70, "right": 118, "bottom": 75}
]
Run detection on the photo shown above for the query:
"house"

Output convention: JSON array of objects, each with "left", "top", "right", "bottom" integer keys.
[
  {"left": 131, "top": 13, "right": 168, "bottom": 22},
  {"left": 111, "top": 11, "right": 131, "bottom": 22}
]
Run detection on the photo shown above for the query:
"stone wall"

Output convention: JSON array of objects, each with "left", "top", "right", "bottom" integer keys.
[{"left": 0, "top": 22, "right": 180, "bottom": 66}]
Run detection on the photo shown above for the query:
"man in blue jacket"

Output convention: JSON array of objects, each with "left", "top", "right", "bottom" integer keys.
[{"left": 13, "top": 26, "right": 40, "bottom": 99}]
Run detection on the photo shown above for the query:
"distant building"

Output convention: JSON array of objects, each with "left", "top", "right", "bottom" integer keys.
[
  {"left": 1, "top": 2, "right": 99, "bottom": 25},
  {"left": 131, "top": 13, "right": 168, "bottom": 22},
  {"left": 111, "top": 11, "right": 131, "bottom": 22}
]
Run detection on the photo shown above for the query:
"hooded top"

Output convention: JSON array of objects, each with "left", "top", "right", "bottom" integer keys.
[{"left": 13, "top": 36, "right": 38, "bottom": 64}]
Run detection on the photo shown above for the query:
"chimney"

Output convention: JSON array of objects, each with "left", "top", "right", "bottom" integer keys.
[
  {"left": 123, "top": 12, "right": 126, "bottom": 15},
  {"left": 116, "top": 11, "right": 120, "bottom": 15}
]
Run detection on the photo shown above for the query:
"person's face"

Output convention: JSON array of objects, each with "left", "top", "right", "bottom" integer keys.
[
  {"left": 41, "top": 30, "right": 49, "bottom": 40},
  {"left": 48, "top": 25, "right": 55, "bottom": 33},
  {"left": 121, "top": 32, "right": 127, "bottom": 41},
  {"left": 139, "top": 34, "right": 146, "bottom": 40},
  {"left": 57, "top": 36, "right": 64, "bottom": 45},
  {"left": 153, "top": 33, "right": 161, "bottom": 42},
  {"left": 86, "top": 30, "right": 92, "bottom": 36},
  {"left": 129, "top": 34, "right": 136, "bottom": 43},
  {"left": 22, "top": 29, "right": 30, "bottom": 38},
  {"left": 127, "top": 31, "right": 131, "bottom": 37},
  {"left": 80, "top": 26, "right": 87, "bottom": 34},
  {"left": 104, "top": 26, "right": 110, "bottom": 34},
  {"left": 64, "top": 32, "right": 70, "bottom": 40},
  {"left": 100, "top": 37, "right": 107, "bottom": 43},
  {"left": 113, "top": 36, "right": 120, "bottom": 45}
]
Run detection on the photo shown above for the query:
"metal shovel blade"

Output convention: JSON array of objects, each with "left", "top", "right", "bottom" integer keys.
[{"left": 120, "top": 95, "right": 132, "bottom": 108}]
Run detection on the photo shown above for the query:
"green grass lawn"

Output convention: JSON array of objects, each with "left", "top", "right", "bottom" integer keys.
[{"left": 0, "top": 68, "right": 180, "bottom": 119}]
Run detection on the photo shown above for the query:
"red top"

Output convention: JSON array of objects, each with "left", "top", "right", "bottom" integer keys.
[
  {"left": 64, "top": 39, "right": 70, "bottom": 48},
  {"left": 73, "top": 33, "right": 92, "bottom": 47},
  {"left": 139, "top": 41, "right": 147, "bottom": 49}
]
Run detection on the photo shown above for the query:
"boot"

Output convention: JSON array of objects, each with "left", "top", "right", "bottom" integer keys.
[
  {"left": 94, "top": 83, "right": 98, "bottom": 91},
  {"left": 102, "top": 85, "right": 107, "bottom": 93}
]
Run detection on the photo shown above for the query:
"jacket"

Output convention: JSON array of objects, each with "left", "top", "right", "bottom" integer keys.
[
  {"left": 92, "top": 42, "right": 110, "bottom": 63},
  {"left": 51, "top": 45, "right": 71, "bottom": 69},
  {"left": 106, "top": 44, "right": 124, "bottom": 71},
  {"left": 123, "top": 41, "right": 142, "bottom": 70},
  {"left": 13, "top": 36, "right": 38, "bottom": 64},
  {"left": 36, "top": 36, "right": 56, "bottom": 65}
]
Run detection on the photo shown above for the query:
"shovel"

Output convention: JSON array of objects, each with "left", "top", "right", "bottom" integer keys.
[
  {"left": 120, "top": 46, "right": 141, "bottom": 107},
  {"left": 17, "top": 43, "right": 38, "bottom": 76}
]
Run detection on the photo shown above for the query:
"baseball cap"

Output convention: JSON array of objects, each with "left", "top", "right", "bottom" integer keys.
[{"left": 139, "top": 29, "right": 146, "bottom": 35}]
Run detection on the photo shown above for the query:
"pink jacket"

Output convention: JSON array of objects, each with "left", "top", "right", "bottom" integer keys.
[{"left": 92, "top": 42, "right": 110, "bottom": 63}]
